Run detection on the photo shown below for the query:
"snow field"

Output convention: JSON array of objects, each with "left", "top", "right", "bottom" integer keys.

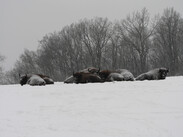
[{"left": 0, "top": 76, "right": 183, "bottom": 137}]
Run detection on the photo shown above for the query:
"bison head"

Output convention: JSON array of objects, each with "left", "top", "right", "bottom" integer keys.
[
  {"left": 73, "top": 72, "right": 82, "bottom": 83},
  {"left": 159, "top": 68, "right": 169, "bottom": 79},
  {"left": 19, "top": 74, "right": 28, "bottom": 86},
  {"left": 98, "top": 70, "right": 112, "bottom": 81}
]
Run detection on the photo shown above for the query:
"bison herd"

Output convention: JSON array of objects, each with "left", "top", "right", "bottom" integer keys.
[{"left": 19, "top": 67, "right": 169, "bottom": 86}]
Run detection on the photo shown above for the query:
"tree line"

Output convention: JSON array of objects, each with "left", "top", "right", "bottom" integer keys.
[{"left": 1, "top": 7, "right": 183, "bottom": 84}]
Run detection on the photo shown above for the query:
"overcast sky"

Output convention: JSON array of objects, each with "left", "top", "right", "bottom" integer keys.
[{"left": 1, "top": 0, "right": 183, "bottom": 71}]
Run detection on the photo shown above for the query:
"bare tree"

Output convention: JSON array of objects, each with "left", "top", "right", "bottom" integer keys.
[
  {"left": 0, "top": 54, "right": 5, "bottom": 71},
  {"left": 37, "top": 24, "right": 86, "bottom": 80},
  {"left": 16, "top": 49, "right": 38, "bottom": 74},
  {"left": 117, "top": 8, "right": 155, "bottom": 74},
  {"left": 81, "top": 17, "right": 113, "bottom": 68},
  {"left": 153, "top": 8, "right": 183, "bottom": 75},
  {"left": 0, "top": 54, "right": 5, "bottom": 84},
  {"left": 60, "top": 24, "right": 85, "bottom": 73}
]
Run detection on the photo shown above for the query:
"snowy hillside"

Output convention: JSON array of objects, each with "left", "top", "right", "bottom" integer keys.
[{"left": 0, "top": 76, "right": 183, "bottom": 137}]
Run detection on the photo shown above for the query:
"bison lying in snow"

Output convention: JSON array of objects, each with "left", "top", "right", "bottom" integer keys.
[
  {"left": 99, "top": 69, "right": 134, "bottom": 82},
  {"left": 19, "top": 74, "right": 54, "bottom": 86},
  {"left": 64, "top": 75, "right": 75, "bottom": 84},
  {"left": 116, "top": 69, "right": 135, "bottom": 81},
  {"left": 98, "top": 70, "right": 112, "bottom": 81},
  {"left": 107, "top": 73, "right": 124, "bottom": 81},
  {"left": 73, "top": 72, "right": 102, "bottom": 84},
  {"left": 36, "top": 74, "right": 54, "bottom": 84},
  {"left": 64, "top": 67, "right": 100, "bottom": 84},
  {"left": 135, "top": 68, "right": 169, "bottom": 81}
]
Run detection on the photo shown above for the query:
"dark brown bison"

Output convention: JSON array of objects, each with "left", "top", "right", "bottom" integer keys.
[
  {"left": 73, "top": 72, "right": 103, "bottom": 84},
  {"left": 135, "top": 68, "right": 169, "bottom": 81},
  {"left": 98, "top": 70, "right": 114, "bottom": 81},
  {"left": 64, "top": 67, "right": 100, "bottom": 84}
]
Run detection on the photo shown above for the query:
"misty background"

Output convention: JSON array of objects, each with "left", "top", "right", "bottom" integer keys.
[{"left": 0, "top": 0, "right": 183, "bottom": 84}]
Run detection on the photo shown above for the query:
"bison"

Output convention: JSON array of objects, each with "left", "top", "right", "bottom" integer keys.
[
  {"left": 80, "top": 67, "right": 100, "bottom": 74},
  {"left": 116, "top": 69, "right": 135, "bottom": 81},
  {"left": 99, "top": 70, "right": 125, "bottom": 82},
  {"left": 36, "top": 74, "right": 54, "bottom": 84},
  {"left": 98, "top": 70, "right": 113, "bottom": 81},
  {"left": 64, "top": 67, "right": 100, "bottom": 84},
  {"left": 107, "top": 73, "right": 124, "bottom": 81},
  {"left": 64, "top": 75, "right": 75, "bottom": 84},
  {"left": 26, "top": 75, "right": 46, "bottom": 86},
  {"left": 19, "top": 74, "right": 54, "bottom": 86},
  {"left": 73, "top": 72, "right": 102, "bottom": 84},
  {"left": 135, "top": 68, "right": 169, "bottom": 81},
  {"left": 98, "top": 69, "right": 134, "bottom": 82}
]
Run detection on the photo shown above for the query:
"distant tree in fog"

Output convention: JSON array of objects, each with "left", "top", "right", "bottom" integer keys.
[
  {"left": 0, "top": 54, "right": 5, "bottom": 84},
  {"left": 0, "top": 54, "right": 5, "bottom": 70},
  {"left": 152, "top": 8, "right": 183, "bottom": 75},
  {"left": 14, "top": 49, "right": 39, "bottom": 74},
  {"left": 81, "top": 17, "right": 113, "bottom": 68},
  {"left": 117, "top": 8, "right": 156, "bottom": 75}
]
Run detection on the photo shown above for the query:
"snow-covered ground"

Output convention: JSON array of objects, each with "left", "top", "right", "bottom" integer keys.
[{"left": 0, "top": 76, "right": 183, "bottom": 137}]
